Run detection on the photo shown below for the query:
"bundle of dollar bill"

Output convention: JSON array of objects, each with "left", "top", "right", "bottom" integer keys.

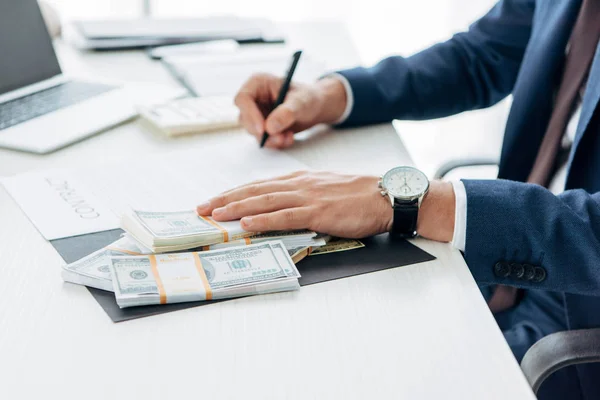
[
  {"left": 120, "top": 210, "right": 255, "bottom": 253},
  {"left": 309, "top": 238, "right": 365, "bottom": 256},
  {"left": 244, "top": 230, "right": 326, "bottom": 248},
  {"left": 109, "top": 241, "right": 300, "bottom": 308},
  {"left": 204, "top": 241, "right": 312, "bottom": 264},
  {"left": 61, "top": 232, "right": 362, "bottom": 299},
  {"left": 62, "top": 234, "right": 307, "bottom": 292},
  {"left": 121, "top": 209, "right": 321, "bottom": 253},
  {"left": 202, "top": 230, "right": 326, "bottom": 263},
  {"left": 61, "top": 235, "right": 152, "bottom": 292}
]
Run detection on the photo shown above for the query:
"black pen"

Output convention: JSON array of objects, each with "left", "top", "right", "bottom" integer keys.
[{"left": 260, "top": 50, "right": 303, "bottom": 148}]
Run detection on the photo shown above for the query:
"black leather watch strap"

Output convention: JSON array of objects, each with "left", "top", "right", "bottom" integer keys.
[{"left": 391, "top": 199, "right": 418, "bottom": 238}]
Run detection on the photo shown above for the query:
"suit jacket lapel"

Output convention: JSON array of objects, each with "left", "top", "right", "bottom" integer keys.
[
  {"left": 567, "top": 42, "right": 600, "bottom": 173},
  {"left": 498, "top": 0, "right": 582, "bottom": 181}
]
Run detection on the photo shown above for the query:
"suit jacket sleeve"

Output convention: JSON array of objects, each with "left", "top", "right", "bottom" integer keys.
[
  {"left": 463, "top": 179, "right": 600, "bottom": 296},
  {"left": 336, "top": 0, "right": 535, "bottom": 126}
]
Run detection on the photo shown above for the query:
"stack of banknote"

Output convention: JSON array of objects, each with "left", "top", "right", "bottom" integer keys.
[
  {"left": 201, "top": 230, "right": 327, "bottom": 263},
  {"left": 62, "top": 217, "right": 366, "bottom": 308},
  {"left": 110, "top": 241, "right": 300, "bottom": 308},
  {"left": 310, "top": 237, "right": 365, "bottom": 255},
  {"left": 63, "top": 238, "right": 300, "bottom": 308},
  {"left": 61, "top": 233, "right": 312, "bottom": 295},
  {"left": 120, "top": 210, "right": 255, "bottom": 252},
  {"left": 61, "top": 235, "right": 152, "bottom": 292},
  {"left": 121, "top": 209, "right": 324, "bottom": 253}
]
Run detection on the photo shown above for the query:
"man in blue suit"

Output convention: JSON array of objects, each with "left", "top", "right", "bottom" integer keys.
[{"left": 196, "top": 1, "right": 600, "bottom": 398}]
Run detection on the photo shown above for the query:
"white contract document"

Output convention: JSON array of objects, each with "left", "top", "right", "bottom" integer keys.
[{"left": 1, "top": 136, "right": 308, "bottom": 240}]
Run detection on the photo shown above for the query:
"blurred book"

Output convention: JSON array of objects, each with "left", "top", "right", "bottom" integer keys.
[
  {"left": 162, "top": 48, "right": 326, "bottom": 97},
  {"left": 65, "top": 16, "right": 285, "bottom": 50}
]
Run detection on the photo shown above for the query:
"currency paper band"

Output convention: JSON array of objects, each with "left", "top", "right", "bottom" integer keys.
[
  {"left": 192, "top": 252, "right": 213, "bottom": 300},
  {"left": 149, "top": 255, "right": 168, "bottom": 304},
  {"left": 149, "top": 254, "right": 213, "bottom": 304},
  {"left": 199, "top": 216, "right": 229, "bottom": 242}
]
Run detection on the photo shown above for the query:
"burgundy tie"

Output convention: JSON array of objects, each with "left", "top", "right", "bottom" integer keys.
[
  {"left": 489, "top": 0, "right": 600, "bottom": 313},
  {"left": 527, "top": 0, "right": 600, "bottom": 186}
]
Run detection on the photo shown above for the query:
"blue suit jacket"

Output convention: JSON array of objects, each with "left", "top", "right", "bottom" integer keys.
[{"left": 338, "top": 0, "right": 600, "bottom": 397}]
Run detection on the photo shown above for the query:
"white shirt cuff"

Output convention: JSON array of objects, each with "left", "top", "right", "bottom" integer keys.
[
  {"left": 450, "top": 180, "right": 467, "bottom": 252},
  {"left": 325, "top": 73, "right": 354, "bottom": 125}
]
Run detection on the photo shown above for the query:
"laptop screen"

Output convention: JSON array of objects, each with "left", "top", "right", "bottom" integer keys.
[{"left": 0, "top": 0, "right": 62, "bottom": 96}]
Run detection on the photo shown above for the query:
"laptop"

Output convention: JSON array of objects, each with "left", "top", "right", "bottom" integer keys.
[{"left": 0, "top": 0, "right": 182, "bottom": 154}]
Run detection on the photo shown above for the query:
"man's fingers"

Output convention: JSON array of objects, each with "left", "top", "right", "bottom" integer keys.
[
  {"left": 197, "top": 180, "right": 299, "bottom": 215},
  {"left": 212, "top": 192, "right": 303, "bottom": 221},
  {"left": 283, "top": 131, "right": 294, "bottom": 147},
  {"left": 235, "top": 92, "right": 265, "bottom": 136},
  {"left": 261, "top": 130, "right": 295, "bottom": 149},
  {"left": 265, "top": 102, "right": 299, "bottom": 135},
  {"left": 234, "top": 73, "right": 282, "bottom": 137},
  {"left": 263, "top": 133, "right": 287, "bottom": 149},
  {"left": 236, "top": 97, "right": 286, "bottom": 147},
  {"left": 265, "top": 90, "right": 311, "bottom": 135},
  {"left": 240, "top": 207, "right": 313, "bottom": 231},
  {"left": 196, "top": 171, "right": 310, "bottom": 215}
]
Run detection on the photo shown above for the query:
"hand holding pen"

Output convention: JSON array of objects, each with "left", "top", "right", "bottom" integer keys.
[
  {"left": 233, "top": 50, "right": 349, "bottom": 149},
  {"left": 259, "top": 50, "right": 302, "bottom": 147}
]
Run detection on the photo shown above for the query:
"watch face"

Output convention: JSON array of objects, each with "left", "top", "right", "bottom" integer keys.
[{"left": 382, "top": 166, "right": 429, "bottom": 199}]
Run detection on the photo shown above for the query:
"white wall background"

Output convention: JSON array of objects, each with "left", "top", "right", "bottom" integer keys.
[{"left": 47, "top": 0, "right": 506, "bottom": 177}]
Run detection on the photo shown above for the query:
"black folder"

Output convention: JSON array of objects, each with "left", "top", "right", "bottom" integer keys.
[{"left": 52, "top": 230, "right": 435, "bottom": 322}]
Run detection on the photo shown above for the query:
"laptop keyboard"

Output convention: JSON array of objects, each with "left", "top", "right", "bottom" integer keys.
[{"left": 0, "top": 81, "right": 115, "bottom": 131}]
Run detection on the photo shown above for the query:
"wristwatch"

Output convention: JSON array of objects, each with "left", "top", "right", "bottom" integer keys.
[{"left": 379, "top": 166, "right": 430, "bottom": 238}]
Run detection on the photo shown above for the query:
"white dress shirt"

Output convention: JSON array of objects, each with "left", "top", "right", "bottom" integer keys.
[{"left": 331, "top": 73, "right": 584, "bottom": 251}]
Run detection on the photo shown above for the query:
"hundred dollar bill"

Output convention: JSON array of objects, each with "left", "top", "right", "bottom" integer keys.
[
  {"left": 61, "top": 235, "right": 152, "bottom": 291},
  {"left": 202, "top": 231, "right": 318, "bottom": 265},
  {"left": 204, "top": 240, "right": 303, "bottom": 274},
  {"left": 61, "top": 249, "right": 114, "bottom": 291},
  {"left": 201, "top": 235, "right": 318, "bottom": 251},
  {"left": 287, "top": 245, "right": 312, "bottom": 264},
  {"left": 269, "top": 242, "right": 301, "bottom": 278},
  {"left": 109, "top": 241, "right": 300, "bottom": 308},
  {"left": 134, "top": 210, "right": 225, "bottom": 238},
  {"left": 310, "top": 238, "right": 365, "bottom": 256},
  {"left": 121, "top": 210, "right": 254, "bottom": 252},
  {"left": 106, "top": 234, "right": 152, "bottom": 255},
  {"left": 248, "top": 230, "right": 323, "bottom": 247}
]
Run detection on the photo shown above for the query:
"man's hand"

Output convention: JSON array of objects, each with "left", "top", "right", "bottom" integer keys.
[
  {"left": 234, "top": 74, "right": 347, "bottom": 149},
  {"left": 197, "top": 171, "right": 391, "bottom": 237},
  {"left": 196, "top": 171, "right": 456, "bottom": 242}
]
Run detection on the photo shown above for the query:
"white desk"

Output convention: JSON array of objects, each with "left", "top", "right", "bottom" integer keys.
[{"left": 0, "top": 21, "right": 534, "bottom": 400}]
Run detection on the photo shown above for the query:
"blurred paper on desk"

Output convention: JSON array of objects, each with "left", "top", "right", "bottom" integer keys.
[{"left": 163, "top": 48, "right": 326, "bottom": 97}]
